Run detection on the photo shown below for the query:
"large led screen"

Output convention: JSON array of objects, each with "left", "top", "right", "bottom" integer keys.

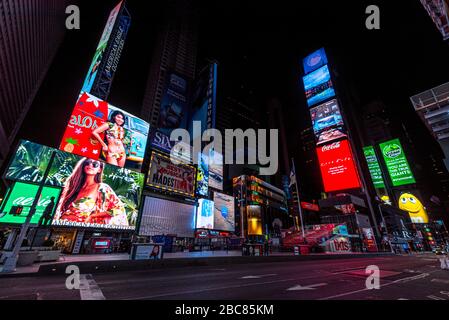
[
  {"left": 0, "top": 182, "right": 60, "bottom": 225},
  {"left": 398, "top": 192, "right": 429, "bottom": 224},
  {"left": 188, "top": 63, "right": 218, "bottom": 140},
  {"left": 213, "top": 192, "right": 235, "bottom": 232},
  {"left": 310, "top": 99, "right": 346, "bottom": 145},
  {"left": 363, "top": 146, "right": 386, "bottom": 189},
  {"left": 81, "top": 1, "right": 123, "bottom": 94},
  {"left": 139, "top": 196, "right": 196, "bottom": 237},
  {"left": 247, "top": 205, "right": 263, "bottom": 236},
  {"left": 196, "top": 153, "right": 209, "bottom": 196},
  {"left": 196, "top": 198, "right": 214, "bottom": 229},
  {"left": 59, "top": 92, "right": 150, "bottom": 171},
  {"left": 208, "top": 149, "right": 223, "bottom": 190},
  {"left": 147, "top": 151, "right": 196, "bottom": 197},
  {"left": 316, "top": 140, "right": 361, "bottom": 193},
  {"left": 4, "top": 140, "right": 144, "bottom": 230},
  {"left": 379, "top": 139, "right": 416, "bottom": 187},
  {"left": 158, "top": 72, "right": 189, "bottom": 136},
  {"left": 303, "top": 65, "right": 335, "bottom": 107},
  {"left": 303, "top": 48, "right": 328, "bottom": 75}
]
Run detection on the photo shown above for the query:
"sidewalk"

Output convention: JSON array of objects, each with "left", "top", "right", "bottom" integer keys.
[{"left": 0, "top": 250, "right": 395, "bottom": 277}]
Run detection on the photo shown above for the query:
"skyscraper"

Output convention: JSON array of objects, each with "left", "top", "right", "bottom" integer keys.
[
  {"left": 140, "top": 0, "right": 198, "bottom": 127},
  {"left": 0, "top": 0, "right": 70, "bottom": 166}
]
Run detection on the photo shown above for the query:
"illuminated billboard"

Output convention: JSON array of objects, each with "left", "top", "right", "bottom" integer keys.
[
  {"left": 213, "top": 192, "right": 235, "bottom": 232},
  {"left": 0, "top": 182, "right": 60, "bottom": 225},
  {"left": 139, "top": 196, "right": 196, "bottom": 237},
  {"left": 196, "top": 198, "right": 214, "bottom": 229},
  {"left": 188, "top": 63, "right": 218, "bottom": 140},
  {"left": 147, "top": 151, "right": 196, "bottom": 197},
  {"left": 398, "top": 192, "right": 429, "bottom": 224},
  {"left": 4, "top": 140, "right": 144, "bottom": 230},
  {"left": 316, "top": 140, "right": 361, "bottom": 192},
  {"left": 310, "top": 99, "right": 343, "bottom": 134},
  {"left": 59, "top": 92, "right": 150, "bottom": 171},
  {"left": 81, "top": 1, "right": 124, "bottom": 94},
  {"left": 247, "top": 205, "right": 263, "bottom": 236},
  {"left": 303, "top": 48, "right": 328, "bottom": 75},
  {"left": 303, "top": 65, "right": 335, "bottom": 107},
  {"left": 196, "top": 153, "right": 209, "bottom": 196},
  {"left": 420, "top": 0, "right": 449, "bottom": 40},
  {"left": 158, "top": 72, "right": 189, "bottom": 136},
  {"left": 379, "top": 139, "right": 416, "bottom": 187},
  {"left": 363, "top": 146, "right": 386, "bottom": 189},
  {"left": 209, "top": 149, "right": 223, "bottom": 190}
]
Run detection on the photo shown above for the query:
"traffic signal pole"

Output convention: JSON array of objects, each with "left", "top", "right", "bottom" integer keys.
[{"left": 1, "top": 151, "right": 56, "bottom": 273}]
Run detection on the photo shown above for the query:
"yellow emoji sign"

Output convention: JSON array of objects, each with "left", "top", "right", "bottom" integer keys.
[{"left": 398, "top": 193, "right": 429, "bottom": 224}]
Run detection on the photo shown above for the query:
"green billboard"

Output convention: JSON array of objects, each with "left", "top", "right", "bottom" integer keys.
[
  {"left": 363, "top": 146, "right": 385, "bottom": 189},
  {"left": 379, "top": 139, "right": 416, "bottom": 187},
  {"left": 0, "top": 182, "right": 60, "bottom": 225}
]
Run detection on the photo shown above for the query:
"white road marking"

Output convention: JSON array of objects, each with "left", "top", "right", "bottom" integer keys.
[
  {"left": 240, "top": 274, "right": 277, "bottom": 279},
  {"left": 431, "top": 278, "right": 449, "bottom": 284},
  {"left": 320, "top": 272, "right": 433, "bottom": 300},
  {"left": 286, "top": 283, "right": 327, "bottom": 291},
  {"left": 79, "top": 274, "right": 105, "bottom": 300},
  {"left": 427, "top": 295, "right": 446, "bottom": 300},
  {"left": 397, "top": 298, "right": 408, "bottom": 300}
]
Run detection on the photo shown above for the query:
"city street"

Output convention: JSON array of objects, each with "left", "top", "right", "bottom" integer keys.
[{"left": 0, "top": 253, "right": 448, "bottom": 300}]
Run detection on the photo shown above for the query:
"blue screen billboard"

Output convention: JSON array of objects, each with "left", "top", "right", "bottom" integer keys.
[
  {"left": 303, "top": 65, "right": 335, "bottom": 107},
  {"left": 303, "top": 48, "right": 328, "bottom": 74}
]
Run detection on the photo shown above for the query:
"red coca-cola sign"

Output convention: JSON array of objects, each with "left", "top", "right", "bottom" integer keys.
[{"left": 316, "top": 139, "right": 361, "bottom": 192}]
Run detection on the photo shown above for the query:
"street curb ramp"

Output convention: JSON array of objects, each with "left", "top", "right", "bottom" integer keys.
[{"left": 36, "top": 252, "right": 394, "bottom": 276}]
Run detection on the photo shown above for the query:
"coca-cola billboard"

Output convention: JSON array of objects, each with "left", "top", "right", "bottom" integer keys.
[{"left": 316, "top": 139, "right": 361, "bottom": 192}]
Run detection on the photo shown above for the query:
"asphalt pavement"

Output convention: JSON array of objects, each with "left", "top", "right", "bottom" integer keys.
[{"left": 0, "top": 253, "right": 448, "bottom": 300}]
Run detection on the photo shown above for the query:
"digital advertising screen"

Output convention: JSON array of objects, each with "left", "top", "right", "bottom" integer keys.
[
  {"left": 4, "top": 140, "right": 144, "bottom": 230},
  {"left": 379, "top": 138, "right": 416, "bottom": 187},
  {"left": 303, "top": 64, "right": 335, "bottom": 107},
  {"left": 158, "top": 72, "right": 189, "bottom": 136},
  {"left": 188, "top": 63, "right": 218, "bottom": 140},
  {"left": 316, "top": 140, "right": 362, "bottom": 192},
  {"left": 139, "top": 196, "right": 196, "bottom": 237},
  {"left": 303, "top": 47, "right": 328, "bottom": 75},
  {"left": 196, "top": 153, "right": 209, "bottom": 196},
  {"left": 363, "top": 146, "right": 386, "bottom": 189},
  {"left": 150, "top": 129, "right": 192, "bottom": 163},
  {"left": 316, "top": 127, "right": 347, "bottom": 145},
  {"left": 398, "top": 192, "right": 429, "bottom": 224},
  {"left": 59, "top": 92, "right": 150, "bottom": 171},
  {"left": 147, "top": 151, "right": 196, "bottom": 197},
  {"left": 196, "top": 198, "right": 214, "bottom": 229},
  {"left": 310, "top": 99, "right": 343, "bottom": 134},
  {"left": 247, "top": 205, "right": 263, "bottom": 236},
  {"left": 81, "top": 1, "right": 123, "bottom": 94},
  {"left": 0, "top": 182, "right": 60, "bottom": 225},
  {"left": 208, "top": 149, "right": 223, "bottom": 190},
  {"left": 213, "top": 192, "right": 235, "bottom": 232}
]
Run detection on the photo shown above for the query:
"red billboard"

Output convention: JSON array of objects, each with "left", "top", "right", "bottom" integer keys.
[{"left": 316, "top": 140, "right": 361, "bottom": 192}]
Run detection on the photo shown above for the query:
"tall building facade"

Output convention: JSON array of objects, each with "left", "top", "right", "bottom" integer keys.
[
  {"left": 140, "top": 1, "right": 198, "bottom": 127},
  {"left": 0, "top": 0, "right": 70, "bottom": 166}
]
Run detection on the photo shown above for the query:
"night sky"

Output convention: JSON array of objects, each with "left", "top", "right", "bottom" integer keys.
[{"left": 17, "top": 0, "right": 449, "bottom": 161}]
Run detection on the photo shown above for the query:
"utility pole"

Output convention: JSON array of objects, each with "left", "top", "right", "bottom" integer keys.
[{"left": 2, "top": 151, "right": 56, "bottom": 273}]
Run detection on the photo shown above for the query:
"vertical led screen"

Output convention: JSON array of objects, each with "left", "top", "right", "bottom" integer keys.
[
  {"left": 59, "top": 92, "right": 150, "bottom": 171},
  {"left": 188, "top": 63, "right": 218, "bottom": 140},
  {"left": 213, "top": 192, "right": 235, "bottom": 232},
  {"left": 363, "top": 146, "right": 386, "bottom": 189},
  {"left": 397, "top": 192, "right": 429, "bottom": 224},
  {"left": 303, "top": 47, "right": 328, "bottom": 74},
  {"left": 302, "top": 65, "right": 335, "bottom": 107},
  {"left": 310, "top": 99, "right": 346, "bottom": 145},
  {"left": 379, "top": 138, "right": 416, "bottom": 187},
  {"left": 196, "top": 153, "right": 209, "bottom": 196},
  {"left": 82, "top": 1, "right": 123, "bottom": 94},
  {"left": 196, "top": 198, "right": 214, "bottom": 229},
  {"left": 316, "top": 140, "right": 361, "bottom": 192},
  {"left": 208, "top": 149, "right": 223, "bottom": 190},
  {"left": 247, "top": 205, "right": 263, "bottom": 236},
  {"left": 158, "top": 72, "right": 189, "bottom": 136}
]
